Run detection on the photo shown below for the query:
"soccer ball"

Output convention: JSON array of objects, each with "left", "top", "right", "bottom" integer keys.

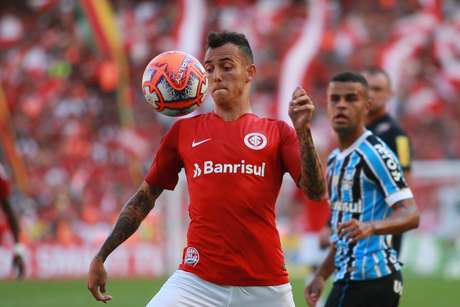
[{"left": 142, "top": 50, "right": 208, "bottom": 117}]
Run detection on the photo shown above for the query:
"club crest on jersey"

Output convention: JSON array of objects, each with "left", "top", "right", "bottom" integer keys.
[
  {"left": 184, "top": 247, "right": 200, "bottom": 267},
  {"left": 244, "top": 132, "right": 267, "bottom": 150}
]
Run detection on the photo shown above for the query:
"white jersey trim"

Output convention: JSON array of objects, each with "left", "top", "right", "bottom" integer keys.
[{"left": 385, "top": 188, "right": 413, "bottom": 207}]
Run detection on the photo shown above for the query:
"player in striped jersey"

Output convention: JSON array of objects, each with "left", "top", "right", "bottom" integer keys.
[
  {"left": 305, "top": 72, "right": 419, "bottom": 307},
  {"left": 363, "top": 67, "right": 412, "bottom": 258}
]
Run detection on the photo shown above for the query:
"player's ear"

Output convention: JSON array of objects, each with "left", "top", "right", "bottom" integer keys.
[
  {"left": 364, "top": 97, "right": 371, "bottom": 115},
  {"left": 246, "top": 64, "right": 256, "bottom": 82}
]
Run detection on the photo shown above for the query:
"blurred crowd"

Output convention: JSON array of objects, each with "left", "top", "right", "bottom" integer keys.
[{"left": 0, "top": 0, "right": 459, "bottom": 245}]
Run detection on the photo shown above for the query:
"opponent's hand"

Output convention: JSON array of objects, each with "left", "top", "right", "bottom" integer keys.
[
  {"left": 288, "top": 86, "right": 315, "bottom": 130},
  {"left": 305, "top": 275, "right": 325, "bottom": 307},
  {"left": 318, "top": 226, "right": 332, "bottom": 250},
  {"left": 88, "top": 256, "right": 112, "bottom": 303},
  {"left": 338, "top": 219, "right": 375, "bottom": 243},
  {"left": 12, "top": 253, "right": 25, "bottom": 279}
]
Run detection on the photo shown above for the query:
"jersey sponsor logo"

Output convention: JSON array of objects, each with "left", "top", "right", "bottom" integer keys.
[
  {"left": 331, "top": 200, "right": 363, "bottom": 213},
  {"left": 373, "top": 143, "right": 403, "bottom": 182},
  {"left": 192, "top": 138, "right": 211, "bottom": 148},
  {"left": 192, "top": 160, "right": 266, "bottom": 178},
  {"left": 244, "top": 132, "right": 267, "bottom": 150},
  {"left": 184, "top": 247, "right": 200, "bottom": 267}
]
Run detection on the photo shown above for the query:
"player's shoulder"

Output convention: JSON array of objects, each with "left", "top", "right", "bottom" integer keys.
[
  {"left": 358, "top": 133, "right": 398, "bottom": 164},
  {"left": 374, "top": 114, "right": 408, "bottom": 137},
  {"left": 259, "top": 116, "right": 294, "bottom": 130}
]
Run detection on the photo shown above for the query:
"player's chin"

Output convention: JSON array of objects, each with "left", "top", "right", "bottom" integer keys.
[
  {"left": 332, "top": 123, "right": 352, "bottom": 134},
  {"left": 211, "top": 91, "right": 229, "bottom": 104}
]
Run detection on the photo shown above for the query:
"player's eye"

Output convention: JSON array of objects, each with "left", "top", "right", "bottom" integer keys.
[
  {"left": 345, "top": 94, "right": 358, "bottom": 102},
  {"left": 330, "top": 95, "right": 340, "bottom": 103},
  {"left": 205, "top": 66, "right": 214, "bottom": 73}
]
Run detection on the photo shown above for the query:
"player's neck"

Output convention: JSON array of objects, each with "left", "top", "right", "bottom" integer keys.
[
  {"left": 213, "top": 101, "right": 252, "bottom": 121},
  {"left": 338, "top": 126, "right": 366, "bottom": 151}
]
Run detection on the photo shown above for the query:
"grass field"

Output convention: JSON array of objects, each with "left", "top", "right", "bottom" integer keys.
[{"left": 0, "top": 272, "right": 458, "bottom": 307}]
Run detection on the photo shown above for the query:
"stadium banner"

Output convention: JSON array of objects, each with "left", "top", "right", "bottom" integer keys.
[
  {"left": 0, "top": 243, "right": 165, "bottom": 279},
  {"left": 1, "top": 233, "right": 459, "bottom": 279}
]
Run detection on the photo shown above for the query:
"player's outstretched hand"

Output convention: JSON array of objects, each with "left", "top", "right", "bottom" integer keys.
[
  {"left": 12, "top": 253, "right": 25, "bottom": 279},
  {"left": 338, "top": 219, "right": 375, "bottom": 243},
  {"left": 88, "top": 256, "right": 113, "bottom": 303},
  {"left": 288, "top": 86, "right": 315, "bottom": 130},
  {"left": 305, "top": 275, "right": 325, "bottom": 307}
]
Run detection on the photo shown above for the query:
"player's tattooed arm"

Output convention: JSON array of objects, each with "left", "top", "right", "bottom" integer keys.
[
  {"left": 96, "top": 181, "right": 163, "bottom": 261},
  {"left": 297, "top": 128, "right": 326, "bottom": 200},
  {"left": 288, "top": 86, "right": 326, "bottom": 200}
]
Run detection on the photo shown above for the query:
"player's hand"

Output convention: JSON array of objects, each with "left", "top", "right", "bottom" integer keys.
[
  {"left": 12, "top": 253, "right": 25, "bottom": 279},
  {"left": 305, "top": 275, "right": 325, "bottom": 307},
  {"left": 88, "top": 256, "right": 113, "bottom": 303},
  {"left": 338, "top": 219, "right": 375, "bottom": 243},
  {"left": 288, "top": 86, "right": 315, "bottom": 130}
]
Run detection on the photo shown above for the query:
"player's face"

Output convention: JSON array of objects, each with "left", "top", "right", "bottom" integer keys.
[
  {"left": 327, "top": 82, "right": 370, "bottom": 135},
  {"left": 362, "top": 72, "right": 392, "bottom": 115},
  {"left": 204, "top": 43, "right": 255, "bottom": 105}
]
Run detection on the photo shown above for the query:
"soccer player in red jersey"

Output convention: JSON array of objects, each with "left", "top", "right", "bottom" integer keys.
[
  {"left": 88, "top": 31, "right": 325, "bottom": 306},
  {"left": 0, "top": 162, "right": 25, "bottom": 279}
]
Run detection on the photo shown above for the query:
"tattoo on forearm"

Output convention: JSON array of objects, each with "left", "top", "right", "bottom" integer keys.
[
  {"left": 97, "top": 185, "right": 162, "bottom": 261},
  {"left": 297, "top": 128, "right": 325, "bottom": 200}
]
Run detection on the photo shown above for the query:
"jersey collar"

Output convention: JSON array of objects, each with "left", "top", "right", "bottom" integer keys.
[{"left": 337, "top": 130, "right": 372, "bottom": 159}]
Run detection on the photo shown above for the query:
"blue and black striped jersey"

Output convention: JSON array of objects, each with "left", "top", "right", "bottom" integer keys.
[{"left": 327, "top": 130, "right": 413, "bottom": 281}]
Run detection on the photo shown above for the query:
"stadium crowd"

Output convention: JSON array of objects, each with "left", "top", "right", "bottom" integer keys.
[{"left": 0, "top": 0, "right": 459, "bottom": 245}]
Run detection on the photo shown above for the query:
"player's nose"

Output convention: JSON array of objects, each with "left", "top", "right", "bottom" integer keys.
[{"left": 211, "top": 68, "right": 223, "bottom": 82}]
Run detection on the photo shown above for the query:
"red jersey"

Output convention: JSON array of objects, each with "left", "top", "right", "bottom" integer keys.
[
  {"left": 145, "top": 113, "right": 301, "bottom": 286},
  {"left": 0, "top": 164, "right": 10, "bottom": 199}
]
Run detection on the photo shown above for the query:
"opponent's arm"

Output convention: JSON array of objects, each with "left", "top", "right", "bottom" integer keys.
[
  {"left": 305, "top": 245, "right": 336, "bottom": 306},
  {"left": 288, "top": 86, "right": 325, "bottom": 200},
  {"left": 338, "top": 198, "right": 419, "bottom": 243},
  {"left": 88, "top": 181, "right": 163, "bottom": 303}
]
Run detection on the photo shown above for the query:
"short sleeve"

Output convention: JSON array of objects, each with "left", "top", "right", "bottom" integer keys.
[
  {"left": 360, "top": 141, "right": 412, "bottom": 207},
  {"left": 278, "top": 121, "right": 301, "bottom": 186},
  {"left": 0, "top": 165, "right": 10, "bottom": 198},
  {"left": 145, "top": 121, "right": 183, "bottom": 190}
]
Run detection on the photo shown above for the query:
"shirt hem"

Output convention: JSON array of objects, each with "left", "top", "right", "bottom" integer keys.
[{"left": 178, "top": 266, "right": 289, "bottom": 286}]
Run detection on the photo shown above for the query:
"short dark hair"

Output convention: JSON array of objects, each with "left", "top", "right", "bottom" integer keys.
[
  {"left": 330, "top": 71, "right": 368, "bottom": 89},
  {"left": 206, "top": 31, "right": 254, "bottom": 63},
  {"left": 362, "top": 67, "right": 391, "bottom": 88}
]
